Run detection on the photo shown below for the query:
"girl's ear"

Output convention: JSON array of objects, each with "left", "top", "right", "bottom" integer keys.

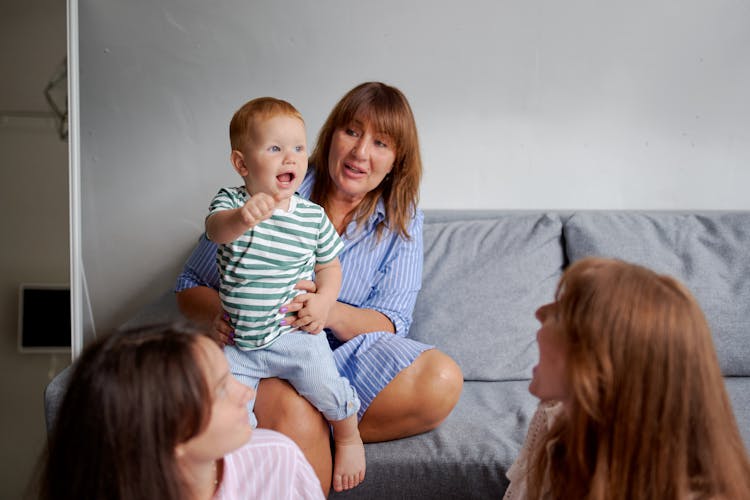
[
  {"left": 230, "top": 150, "right": 248, "bottom": 176},
  {"left": 174, "top": 443, "right": 186, "bottom": 459}
]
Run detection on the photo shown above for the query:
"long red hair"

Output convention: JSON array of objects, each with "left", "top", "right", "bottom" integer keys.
[{"left": 528, "top": 257, "right": 750, "bottom": 499}]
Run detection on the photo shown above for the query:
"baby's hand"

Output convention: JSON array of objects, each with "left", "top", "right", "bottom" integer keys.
[{"left": 239, "top": 192, "right": 277, "bottom": 227}]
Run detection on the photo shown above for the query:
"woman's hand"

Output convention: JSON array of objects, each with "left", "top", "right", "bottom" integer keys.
[
  {"left": 288, "top": 293, "right": 331, "bottom": 334},
  {"left": 212, "top": 312, "right": 235, "bottom": 346},
  {"left": 282, "top": 280, "right": 394, "bottom": 340},
  {"left": 281, "top": 280, "right": 327, "bottom": 334}
]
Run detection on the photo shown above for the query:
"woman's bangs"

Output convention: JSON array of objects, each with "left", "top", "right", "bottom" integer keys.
[{"left": 344, "top": 94, "right": 405, "bottom": 152}]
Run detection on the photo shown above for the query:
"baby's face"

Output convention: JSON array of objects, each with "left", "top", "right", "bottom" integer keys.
[{"left": 240, "top": 114, "right": 307, "bottom": 205}]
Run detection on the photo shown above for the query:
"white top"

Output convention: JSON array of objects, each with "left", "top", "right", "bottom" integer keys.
[
  {"left": 215, "top": 429, "right": 324, "bottom": 500},
  {"left": 503, "top": 401, "right": 564, "bottom": 500},
  {"left": 503, "top": 402, "right": 705, "bottom": 500}
]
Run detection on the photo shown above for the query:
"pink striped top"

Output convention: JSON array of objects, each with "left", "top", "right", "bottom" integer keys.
[{"left": 215, "top": 429, "right": 324, "bottom": 500}]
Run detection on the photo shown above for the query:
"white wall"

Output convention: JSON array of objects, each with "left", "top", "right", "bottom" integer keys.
[
  {"left": 0, "top": 1, "right": 69, "bottom": 498},
  {"left": 77, "top": 0, "right": 750, "bottom": 334}
]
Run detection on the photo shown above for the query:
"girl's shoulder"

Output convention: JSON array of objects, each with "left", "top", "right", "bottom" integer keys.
[{"left": 233, "top": 429, "right": 299, "bottom": 454}]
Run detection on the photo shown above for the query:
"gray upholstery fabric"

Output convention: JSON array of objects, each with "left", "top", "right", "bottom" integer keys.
[
  {"left": 410, "top": 213, "right": 564, "bottom": 381},
  {"left": 42, "top": 210, "right": 750, "bottom": 500},
  {"left": 43, "top": 364, "right": 72, "bottom": 433},
  {"left": 329, "top": 380, "right": 538, "bottom": 500},
  {"left": 564, "top": 212, "right": 750, "bottom": 376},
  {"left": 44, "top": 292, "right": 184, "bottom": 433}
]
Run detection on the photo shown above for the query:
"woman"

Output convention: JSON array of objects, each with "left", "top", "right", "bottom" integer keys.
[
  {"left": 38, "top": 324, "right": 324, "bottom": 500},
  {"left": 175, "top": 82, "right": 464, "bottom": 493},
  {"left": 504, "top": 258, "right": 750, "bottom": 500}
]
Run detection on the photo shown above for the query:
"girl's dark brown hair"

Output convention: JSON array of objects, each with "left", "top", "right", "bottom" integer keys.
[
  {"left": 528, "top": 258, "right": 750, "bottom": 500},
  {"left": 309, "top": 81, "right": 422, "bottom": 240},
  {"left": 38, "top": 324, "right": 212, "bottom": 500}
]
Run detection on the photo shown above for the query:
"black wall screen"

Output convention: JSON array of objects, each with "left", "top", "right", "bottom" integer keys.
[{"left": 18, "top": 284, "right": 71, "bottom": 352}]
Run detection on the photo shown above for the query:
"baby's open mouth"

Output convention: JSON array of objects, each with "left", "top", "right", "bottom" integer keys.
[{"left": 277, "top": 172, "right": 295, "bottom": 183}]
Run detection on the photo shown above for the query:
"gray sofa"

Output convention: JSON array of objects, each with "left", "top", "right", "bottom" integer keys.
[{"left": 45, "top": 210, "right": 750, "bottom": 499}]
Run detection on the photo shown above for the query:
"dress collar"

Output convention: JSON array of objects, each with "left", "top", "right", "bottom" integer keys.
[{"left": 301, "top": 167, "right": 387, "bottom": 229}]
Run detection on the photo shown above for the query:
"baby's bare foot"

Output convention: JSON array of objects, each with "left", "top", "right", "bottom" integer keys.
[{"left": 332, "top": 437, "right": 366, "bottom": 492}]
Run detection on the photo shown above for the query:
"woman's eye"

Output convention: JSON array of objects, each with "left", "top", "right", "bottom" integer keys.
[
  {"left": 375, "top": 139, "right": 388, "bottom": 148},
  {"left": 345, "top": 128, "right": 359, "bottom": 137}
]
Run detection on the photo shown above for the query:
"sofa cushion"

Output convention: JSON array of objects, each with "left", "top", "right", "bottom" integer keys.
[
  {"left": 564, "top": 212, "right": 750, "bottom": 376},
  {"left": 410, "top": 213, "right": 564, "bottom": 381},
  {"left": 329, "top": 380, "right": 539, "bottom": 499}
]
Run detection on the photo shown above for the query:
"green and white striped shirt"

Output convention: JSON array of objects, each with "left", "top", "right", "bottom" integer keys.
[{"left": 209, "top": 186, "right": 343, "bottom": 350}]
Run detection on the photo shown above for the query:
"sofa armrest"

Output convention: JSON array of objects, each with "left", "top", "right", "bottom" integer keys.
[{"left": 44, "top": 365, "right": 73, "bottom": 434}]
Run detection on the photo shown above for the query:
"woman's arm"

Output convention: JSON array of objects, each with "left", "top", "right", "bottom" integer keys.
[
  {"left": 176, "top": 285, "right": 222, "bottom": 325},
  {"left": 289, "top": 259, "right": 343, "bottom": 334},
  {"left": 287, "top": 281, "right": 395, "bottom": 340},
  {"left": 176, "top": 285, "right": 236, "bottom": 344},
  {"left": 174, "top": 234, "right": 233, "bottom": 342},
  {"left": 328, "top": 301, "right": 395, "bottom": 340},
  {"left": 339, "top": 211, "right": 424, "bottom": 338},
  {"left": 287, "top": 211, "right": 424, "bottom": 340},
  {"left": 175, "top": 233, "right": 222, "bottom": 325}
]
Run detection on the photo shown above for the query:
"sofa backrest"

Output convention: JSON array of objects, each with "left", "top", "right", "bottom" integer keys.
[
  {"left": 564, "top": 211, "right": 750, "bottom": 377},
  {"left": 46, "top": 210, "right": 750, "bottom": 431},
  {"left": 410, "top": 212, "right": 565, "bottom": 381},
  {"left": 410, "top": 210, "right": 750, "bottom": 381}
]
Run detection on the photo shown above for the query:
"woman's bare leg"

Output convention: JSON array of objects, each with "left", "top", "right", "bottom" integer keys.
[
  {"left": 254, "top": 378, "right": 332, "bottom": 496},
  {"left": 358, "top": 349, "right": 463, "bottom": 443}
]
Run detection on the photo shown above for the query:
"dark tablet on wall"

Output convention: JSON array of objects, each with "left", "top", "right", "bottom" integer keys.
[{"left": 18, "top": 283, "right": 71, "bottom": 353}]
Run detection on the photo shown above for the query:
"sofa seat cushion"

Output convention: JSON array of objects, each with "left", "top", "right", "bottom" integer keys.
[
  {"left": 564, "top": 212, "right": 750, "bottom": 376},
  {"left": 410, "top": 212, "right": 564, "bottom": 381},
  {"left": 330, "top": 380, "right": 538, "bottom": 499}
]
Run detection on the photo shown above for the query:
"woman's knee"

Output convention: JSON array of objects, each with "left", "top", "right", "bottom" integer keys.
[
  {"left": 414, "top": 350, "right": 464, "bottom": 427},
  {"left": 402, "top": 349, "right": 464, "bottom": 431}
]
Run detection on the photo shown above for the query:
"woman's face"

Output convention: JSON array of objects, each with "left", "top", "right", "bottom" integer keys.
[
  {"left": 327, "top": 115, "right": 396, "bottom": 203},
  {"left": 177, "top": 336, "right": 254, "bottom": 463},
  {"left": 529, "top": 302, "right": 570, "bottom": 402}
]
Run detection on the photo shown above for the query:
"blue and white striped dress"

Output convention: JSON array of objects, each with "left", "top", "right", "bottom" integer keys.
[{"left": 175, "top": 169, "right": 433, "bottom": 418}]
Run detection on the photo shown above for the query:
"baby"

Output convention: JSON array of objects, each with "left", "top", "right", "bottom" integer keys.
[{"left": 205, "top": 97, "right": 365, "bottom": 492}]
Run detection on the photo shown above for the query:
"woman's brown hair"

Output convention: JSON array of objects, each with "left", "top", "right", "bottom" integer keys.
[
  {"left": 38, "top": 324, "right": 213, "bottom": 500},
  {"left": 309, "top": 82, "right": 422, "bottom": 240},
  {"left": 528, "top": 258, "right": 750, "bottom": 500}
]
